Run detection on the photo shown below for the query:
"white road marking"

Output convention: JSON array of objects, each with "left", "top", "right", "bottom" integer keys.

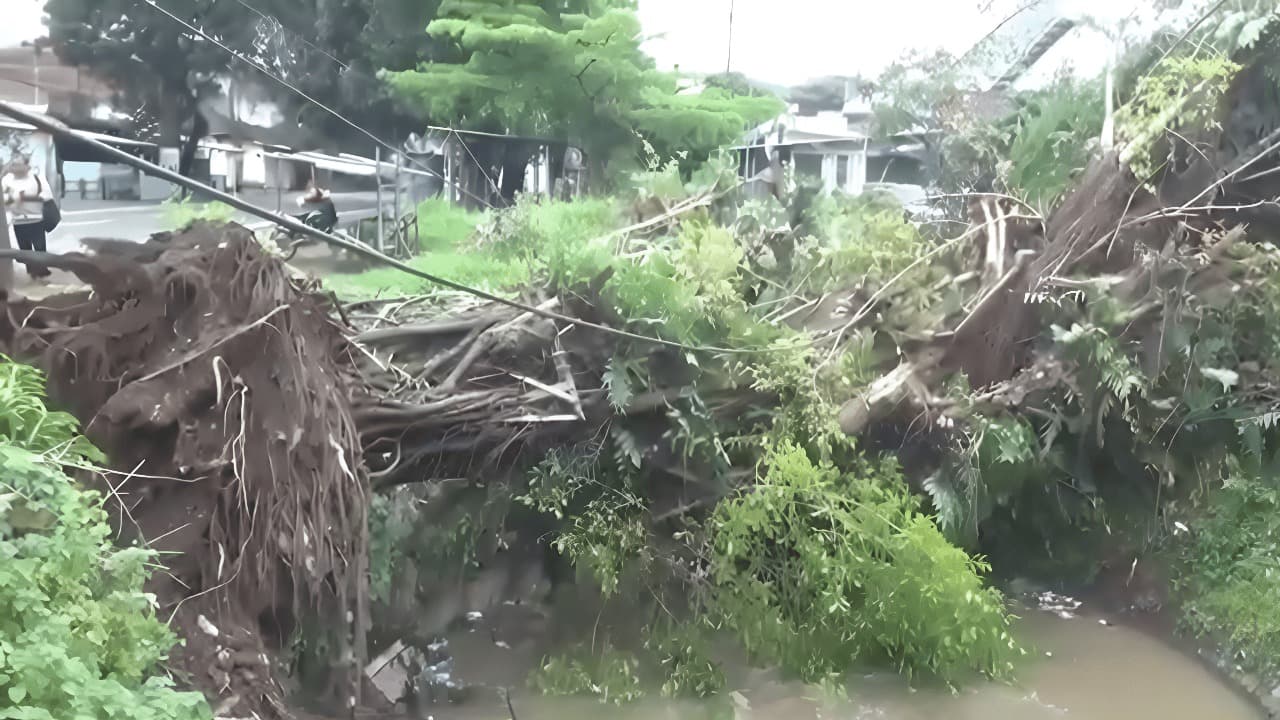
[
  {"left": 62, "top": 205, "right": 162, "bottom": 217},
  {"left": 60, "top": 219, "right": 113, "bottom": 227}
]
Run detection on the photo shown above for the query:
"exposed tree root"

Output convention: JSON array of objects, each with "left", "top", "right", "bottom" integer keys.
[{"left": 0, "top": 223, "right": 368, "bottom": 719}]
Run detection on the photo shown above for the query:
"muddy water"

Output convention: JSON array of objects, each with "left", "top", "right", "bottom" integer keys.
[{"left": 415, "top": 600, "right": 1262, "bottom": 720}]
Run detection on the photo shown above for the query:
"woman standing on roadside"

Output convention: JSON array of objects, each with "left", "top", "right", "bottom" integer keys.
[{"left": 2, "top": 156, "right": 52, "bottom": 281}]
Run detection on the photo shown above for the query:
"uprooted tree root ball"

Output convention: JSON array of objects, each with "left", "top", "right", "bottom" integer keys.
[{"left": 0, "top": 223, "right": 369, "bottom": 719}]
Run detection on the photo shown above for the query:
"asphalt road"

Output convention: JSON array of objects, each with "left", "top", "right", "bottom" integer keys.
[{"left": 46, "top": 191, "right": 380, "bottom": 253}]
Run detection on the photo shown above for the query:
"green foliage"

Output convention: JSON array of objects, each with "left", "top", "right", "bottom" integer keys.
[
  {"left": 519, "top": 448, "right": 648, "bottom": 597},
  {"left": 367, "top": 491, "right": 416, "bottom": 603},
  {"left": 385, "top": 1, "right": 779, "bottom": 179},
  {"left": 1181, "top": 467, "right": 1280, "bottom": 676},
  {"left": 802, "top": 193, "right": 929, "bottom": 292},
  {"left": 0, "top": 358, "right": 102, "bottom": 464},
  {"left": 478, "top": 196, "right": 621, "bottom": 287},
  {"left": 416, "top": 197, "right": 485, "bottom": 251},
  {"left": 45, "top": 0, "right": 241, "bottom": 146},
  {"left": 1002, "top": 76, "right": 1104, "bottom": 211},
  {"left": 0, "top": 358, "right": 210, "bottom": 720},
  {"left": 709, "top": 441, "right": 1020, "bottom": 684},
  {"left": 1116, "top": 54, "right": 1240, "bottom": 180},
  {"left": 529, "top": 630, "right": 725, "bottom": 704},
  {"left": 530, "top": 646, "right": 644, "bottom": 705},
  {"left": 939, "top": 72, "right": 1103, "bottom": 209},
  {"left": 1052, "top": 323, "right": 1147, "bottom": 429},
  {"left": 162, "top": 199, "right": 237, "bottom": 232},
  {"left": 645, "top": 631, "right": 726, "bottom": 699},
  {"left": 926, "top": 415, "right": 1043, "bottom": 548}
]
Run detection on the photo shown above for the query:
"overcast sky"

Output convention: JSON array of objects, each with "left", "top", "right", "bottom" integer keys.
[{"left": 4, "top": 0, "right": 1161, "bottom": 87}]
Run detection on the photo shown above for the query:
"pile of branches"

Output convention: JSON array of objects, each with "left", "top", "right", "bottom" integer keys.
[
  {"left": 349, "top": 290, "right": 611, "bottom": 489},
  {"left": 0, "top": 224, "right": 369, "bottom": 719}
]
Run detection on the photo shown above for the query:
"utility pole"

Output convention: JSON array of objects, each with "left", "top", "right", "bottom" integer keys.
[
  {"left": 726, "top": 0, "right": 735, "bottom": 74},
  {"left": 0, "top": 189, "right": 12, "bottom": 294}
]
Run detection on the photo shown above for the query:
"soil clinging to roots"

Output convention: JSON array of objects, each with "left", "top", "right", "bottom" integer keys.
[{"left": 0, "top": 222, "right": 369, "bottom": 719}]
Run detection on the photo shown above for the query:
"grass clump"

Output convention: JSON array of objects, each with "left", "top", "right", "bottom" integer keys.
[
  {"left": 416, "top": 197, "right": 484, "bottom": 251},
  {"left": 324, "top": 251, "right": 530, "bottom": 300}
]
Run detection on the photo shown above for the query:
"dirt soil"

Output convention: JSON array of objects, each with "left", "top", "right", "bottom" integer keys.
[{"left": 0, "top": 223, "right": 370, "bottom": 719}]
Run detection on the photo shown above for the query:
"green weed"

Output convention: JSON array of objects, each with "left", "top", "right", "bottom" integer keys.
[
  {"left": 1181, "top": 468, "right": 1280, "bottom": 676},
  {"left": 0, "top": 357, "right": 211, "bottom": 719}
]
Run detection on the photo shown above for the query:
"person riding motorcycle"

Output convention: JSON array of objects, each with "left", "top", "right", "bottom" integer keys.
[{"left": 295, "top": 182, "right": 338, "bottom": 234}]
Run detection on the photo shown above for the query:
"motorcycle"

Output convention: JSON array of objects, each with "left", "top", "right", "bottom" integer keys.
[{"left": 270, "top": 205, "right": 340, "bottom": 256}]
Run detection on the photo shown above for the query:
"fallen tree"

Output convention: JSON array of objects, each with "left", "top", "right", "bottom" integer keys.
[{"left": 1, "top": 11, "right": 1278, "bottom": 715}]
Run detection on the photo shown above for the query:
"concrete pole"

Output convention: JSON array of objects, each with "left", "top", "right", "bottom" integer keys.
[
  {"left": 0, "top": 197, "right": 13, "bottom": 295},
  {"left": 393, "top": 151, "right": 402, "bottom": 255},
  {"left": 375, "top": 145, "right": 384, "bottom": 254}
]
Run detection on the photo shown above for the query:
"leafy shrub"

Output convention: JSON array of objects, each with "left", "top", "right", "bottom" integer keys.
[
  {"left": 0, "top": 358, "right": 211, "bottom": 720},
  {"left": 477, "top": 196, "right": 621, "bottom": 286},
  {"left": 530, "top": 647, "right": 644, "bottom": 705},
  {"left": 416, "top": 198, "right": 484, "bottom": 252},
  {"left": 709, "top": 441, "right": 1021, "bottom": 684},
  {"left": 645, "top": 631, "right": 726, "bottom": 699},
  {"left": 1181, "top": 468, "right": 1280, "bottom": 676},
  {"left": 530, "top": 632, "right": 725, "bottom": 705}
]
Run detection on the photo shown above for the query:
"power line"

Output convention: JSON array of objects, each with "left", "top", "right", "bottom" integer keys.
[
  {"left": 137, "top": 0, "right": 498, "bottom": 209},
  {"left": 225, "top": 0, "right": 506, "bottom": 201},
  {"left": 233, "top": 0, "right": 350, "bottom": 71},
  {"left": 0, "top": 100, "right": 762, "bottom": 356}
]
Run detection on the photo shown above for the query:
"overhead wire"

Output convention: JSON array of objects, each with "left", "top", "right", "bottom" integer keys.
[
  {"left": 0, "top": 100, "right": 767, "bottom": 356},
  {"left": 136, "top": 0, "right": 498, "bottom": 209},
  {"left": 230, "top": 0, "right": 514, "bottom": 202},
  {"left": 232, "top": 0, "right": 350, "bottom": 70}
]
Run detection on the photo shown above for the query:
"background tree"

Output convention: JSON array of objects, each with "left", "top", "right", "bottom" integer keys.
[
  {"left": 256, "top": 0, "right": 449, "bottom": 147},
  {"left": 384, "top": 0, "right": 781, "bottom": 187},
  {"left": 44, "top": 0, "right": 251, "bottom": 176}
]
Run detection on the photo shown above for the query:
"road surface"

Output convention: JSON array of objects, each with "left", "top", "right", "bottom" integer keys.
[{"left": 47, "top": 190, "right": 380, "bottom": 253}]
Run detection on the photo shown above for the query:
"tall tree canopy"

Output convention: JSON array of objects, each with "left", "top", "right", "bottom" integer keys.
[
  {"left": 44, "top": 0, "right": 249, "bottom": 174},
  {"left": 44, "top": 0, "right": 445, "bottom": 168},
  {"left": 268, "top": 0, "right": 448, "bottom": 145},
  {"left": 384, "top": 0, "right": 781, "bottom": 180}
]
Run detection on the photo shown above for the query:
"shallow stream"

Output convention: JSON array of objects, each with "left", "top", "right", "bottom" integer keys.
[{"left": 400, "top": 593, "right": 1262, "bottom": 720}]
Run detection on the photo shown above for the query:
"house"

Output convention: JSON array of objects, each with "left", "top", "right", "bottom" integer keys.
[{"left": 738, "top": 109, "right": 868, "bottom": 199}]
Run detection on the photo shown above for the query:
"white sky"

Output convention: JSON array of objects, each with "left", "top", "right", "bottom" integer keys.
[
  {"left": 4, "top": 0, "right": 1166, "bottom": 88},
  {"left": 0, "top": 0, "right": 44, "bottom": 49},
  {"left": 637, "top": 0, "right": 1164, "bottom": 86}
]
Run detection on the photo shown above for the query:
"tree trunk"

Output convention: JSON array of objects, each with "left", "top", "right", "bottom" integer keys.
[
  {"left": 157, "top": 99, "right": 183, "bottom": 151},
  {"left": 179, "top": 109, "right": 208, "bottom": 180}
]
